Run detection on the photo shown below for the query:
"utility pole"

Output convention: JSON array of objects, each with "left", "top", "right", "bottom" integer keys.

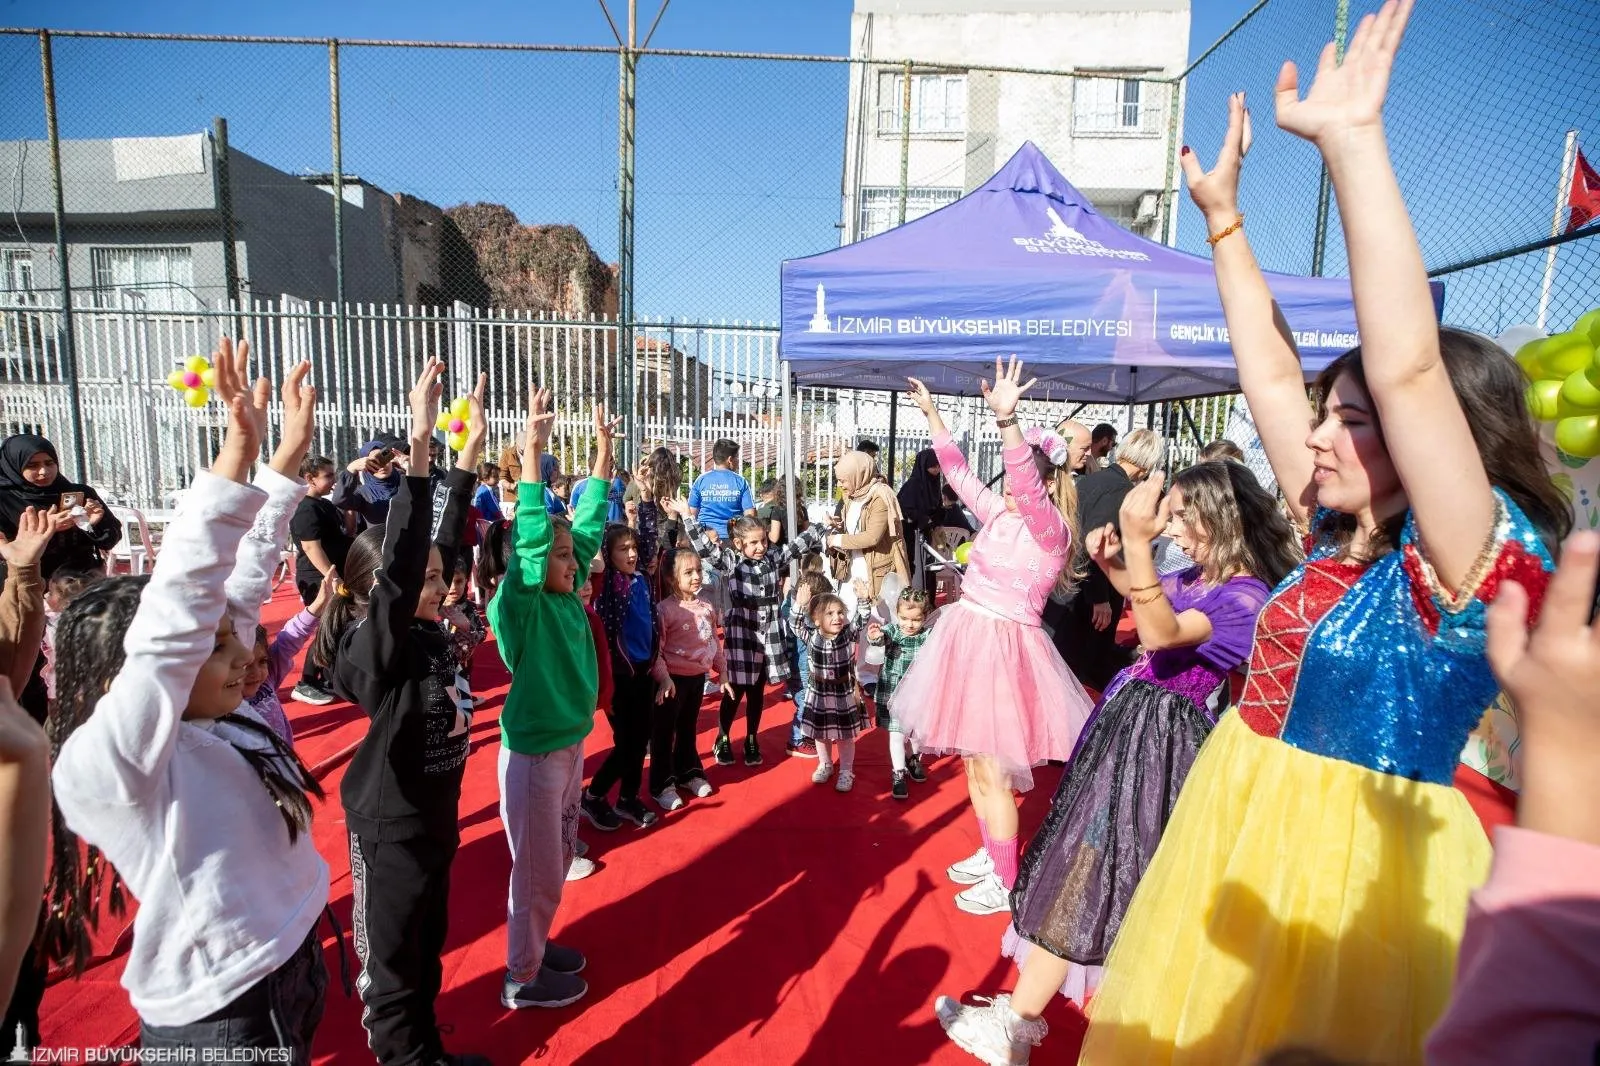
[{"left": 616, "top": 0, "right": 638, "bottom": 467}]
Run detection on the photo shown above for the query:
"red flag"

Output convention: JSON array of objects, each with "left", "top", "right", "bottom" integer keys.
[{"left": 1569, "top": 148, "right": 1600, "bottom": 233}]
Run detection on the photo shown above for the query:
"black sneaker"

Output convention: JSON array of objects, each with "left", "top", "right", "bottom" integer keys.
[
  {"left": 500, "top": 966, "right": 587, "bottom": 1010},
  {"left": 614, "top": 796, "right": 659, "bottom": 828},
  {"left": 891, "top": 770, "right": 910, "bottom": 800},
  {"left": 542, "top": 941, "right": 586, "bottom": 975},
  {"left": 712, "top": 733, "right": 735, "bottom": 766},
  {"left": 743, "top": 735, "right": 762, "bottom": 766},
  {"left": 290, "top": 682, "right": 335, "bottom": 706},
  {"left": 580, "top": 792, "right": 621, "bottom": 832},
  {"left": 906, "top": 753, "right": 927, "bottom": 783}
]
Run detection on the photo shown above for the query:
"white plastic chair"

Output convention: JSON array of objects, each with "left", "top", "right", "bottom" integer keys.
[{"left": 106, "top": 506, "right": 158, "bottom": 576}]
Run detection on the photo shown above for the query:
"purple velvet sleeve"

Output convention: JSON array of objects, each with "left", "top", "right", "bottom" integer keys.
[
  {"left": 266, "top": 609, "right": 319, "bottom": 689},
  {"left": 1174, "top": 574, "right": 1270, "bottom": 673}
]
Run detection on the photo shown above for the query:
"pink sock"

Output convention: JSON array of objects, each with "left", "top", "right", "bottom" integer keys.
[{"left": 990, "top": 836, "right": 1019, "bottom": 889}]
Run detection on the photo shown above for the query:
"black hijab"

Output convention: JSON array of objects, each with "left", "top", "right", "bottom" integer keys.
[
  {"left": 897, "top": 448, "right": 944, "bottom": 533},
  {"left": 0, "top": 433, "right": 119, "bottom": 578}
]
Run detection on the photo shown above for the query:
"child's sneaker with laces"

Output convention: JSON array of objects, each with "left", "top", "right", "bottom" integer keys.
[
  {"left": 906, "top": 753, "right": 927, "bottom": 782},
  {"left": 743, "top": 735, "right": 762, "bottom": 766},
  {"left": 500, "top": 966, "right": 587, "bottom": 1010},
  {"left": 946, "top": 846, "right": 993, "bottom": 885},
  {"left": 891, "top": 770, "right": 910, "bottom": 800},
  {"left": 580, "top": 792, "right": 621, "bottom": 832},
  {"left": 614, "top": 796, "right": 659, "bottom": 827},
  {"left": 785, "top": 736, "right": 818, "bottom": 759},
  {"left": 811, "top": 762, "right": 835, "bottom": 785},
  {"left": 712, "top": 733, "right": 735, "bottom": 766},
  {"left": 654, "top": 786, "right": 685, "bottom": 812},
  {"left": 934, "top": 993, "right": 1047, "bottom": 1066},
  {"left": 954, "top": 872, "right": 1012, "bottom": 916},
  {"left": 835, "top": 771, "right": 855, "bottom": 793},
  {"left": 290, "top": 682, "right": 335, "bottom": 706},
  {"left": 565, "top": 856, "right": 596, "bottom": 881},
  {"left": 684, "top": 776, "right": 714, "bottom": 799}
]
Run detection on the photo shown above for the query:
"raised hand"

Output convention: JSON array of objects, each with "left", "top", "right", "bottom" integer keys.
[
  {"left": 1275, "top": 0, "right": 1412, "bottom": 149},
  {"left": 980, "top": 356, "right": 1035, "bottom": 419},
  {"left": 270, "top": 361, "right": 317, "bottom": 478},
  {"left": 592, "top": 404, "right": 623, "bottom": 481},
  {"left": 906, "top": 377, "right": 935, "bottom": 416},
  {"left": 408, "top": 358, "right": 446, "bottom": 457},
  {"left": 0, "top": 508, "right": 65, "bottom": 570},
  {"left": 311, "top": 567, "right": 339, "bottom": 615},
  {"left": 1085, "top": 522, "right": 1122, "bottom": 568},
  {"left": 1180, "top": 92, "right": 1252, "bottom": 224},
  {"left": 523, "top": 386, "right": 556, "bottom": 463},
  {"left": 211, "top": 337, "right": 269, "bottom": 484},
  {"left": 1118, "top": 472, "right": 1171, "bottom": 545}
]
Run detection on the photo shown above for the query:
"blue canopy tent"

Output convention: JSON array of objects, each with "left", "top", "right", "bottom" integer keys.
[{"left": 779, "top": 141, "right": 1378, "bottom": 404}]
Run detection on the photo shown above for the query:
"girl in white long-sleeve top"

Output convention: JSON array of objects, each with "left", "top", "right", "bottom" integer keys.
[{"left": 45, "top": 342, "right": 331, "bottom": 1061}]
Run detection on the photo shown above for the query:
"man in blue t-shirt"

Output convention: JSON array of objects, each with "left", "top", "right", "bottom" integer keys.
[{"left": 688, "top": 438, "right": 755, "bottom": 538}]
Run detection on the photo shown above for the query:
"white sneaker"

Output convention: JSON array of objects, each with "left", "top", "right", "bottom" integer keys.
[
  {"left": 955, "top": 873, "right": 1012, "bottom": 916},
  {"left": 935, "top": 994, "right": 1047, "bottom": 1066},
  {"left": 685, "top": 777, "right": 714, "bottom": 799},
  {"left": 565, "top": 856, "right": 596, "bottom": 882},
  {"left": 811, "top": 762, "right": 835, "bottom": 785},
  {"left": 654, "top": 786, "right": 685, "bottom": 812},
  {"left": 947, "top": 846, "right": 994, "bottom": 885},
  {"left": 835, "top": 771, "right": 855, "bottom": 793}
]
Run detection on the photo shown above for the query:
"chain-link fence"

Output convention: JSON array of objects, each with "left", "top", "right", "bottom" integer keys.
[{"left": 1, "top": 3, "right": 1592, "bottom": 511}]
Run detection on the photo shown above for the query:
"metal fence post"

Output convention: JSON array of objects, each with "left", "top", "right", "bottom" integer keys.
[
  {"left": 39, "top": 30, "right": 87, "bottom": 481},
  {"left": 212, "top": 116, "right": 241, "bottom": 331},
  {"left": 615, "top": 3, "right": 638, "bottom": 468},
  {"left": 328, "top": 39, "right": 353, "bottom": 456},
  {"left": 1161, "top": 76, "right": 1184, "bottom": 245},
  {"left": 897, "top": 58, "right": 912, "bottom": 226},
  {"left": 1309, "top": 0, "right": 1348, "bottom": 276}
]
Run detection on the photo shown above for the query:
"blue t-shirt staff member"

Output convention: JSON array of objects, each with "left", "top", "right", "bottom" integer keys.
[{"left": 688, "top": 438, "right": 755, "bottom": 538}]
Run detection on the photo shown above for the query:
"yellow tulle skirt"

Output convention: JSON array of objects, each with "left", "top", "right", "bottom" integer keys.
[{"left": 1079, "top": 712, "right": 1490, "bottom": 1066}]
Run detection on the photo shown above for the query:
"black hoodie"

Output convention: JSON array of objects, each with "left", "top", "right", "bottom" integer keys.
[{"left": 335, "top": 468, "right": 476, "bottom": 842}]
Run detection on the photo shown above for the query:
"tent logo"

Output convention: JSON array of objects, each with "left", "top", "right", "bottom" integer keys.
[
  {"left": 1014, "top": 206, "right": 1150, "bottom": 261},
  {"left": 808, "top": 284, "right": 832, "bottom": 333}
]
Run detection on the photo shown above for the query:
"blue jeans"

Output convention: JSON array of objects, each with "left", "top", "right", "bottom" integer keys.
[{"left": 789, "top": 640, "right": 808, "bottom": 745}]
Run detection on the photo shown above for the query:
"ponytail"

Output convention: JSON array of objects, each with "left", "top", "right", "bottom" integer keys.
[{"left": 311, "top": 525, "right": 385, "bottom": 670}]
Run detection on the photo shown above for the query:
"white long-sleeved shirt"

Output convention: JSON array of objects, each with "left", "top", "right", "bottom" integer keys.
[{"left": 53, "top": 466, "right": 329, "bottom": 1027}]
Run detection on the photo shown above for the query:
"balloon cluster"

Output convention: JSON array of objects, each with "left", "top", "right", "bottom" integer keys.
[
  {"left": 166, "top": 355, "right": 216, "bottom": 408},
  {"left": 953, "top": 541, "right": 973, "bottom": 567},
  {"left": 1519, "top": 308, "right": 1600, "bottom": 458},
  {"left": 435, "top": 396, "right": 473, "bottom": 452}
]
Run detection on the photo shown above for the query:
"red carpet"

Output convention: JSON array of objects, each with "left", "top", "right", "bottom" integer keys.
[{"left": 38, "top": 584, "right": 1089, "bottom": 1064}]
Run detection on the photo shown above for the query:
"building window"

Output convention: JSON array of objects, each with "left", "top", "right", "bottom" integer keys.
[
  {"left": 90, "top": 246, "right": 199, "bottom": 312},
  {"left": 1073, "top": 76, "right": 1155, "bottom": 135},
  {"left": 877, "top": 72, "right": 966, "bottom": 136},
  {"left": 2, "top": 250, "right": 35, "bottom": 297},
  {"left": 857, "top": 186, "right": 961, "bottom": 240}
]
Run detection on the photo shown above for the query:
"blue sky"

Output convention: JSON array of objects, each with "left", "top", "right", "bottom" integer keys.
[{"left": 3, "top": 0, "right": 1595, "bottom": 334}]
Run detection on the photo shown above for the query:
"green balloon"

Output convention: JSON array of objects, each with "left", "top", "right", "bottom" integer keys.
[
  {"left": 1555, "top": 414, "right": 1600, "bottom": 459},
  {"left": 1575, "top": 308, "right": 1600, "bottom": 346},
  {"left": 1538, "top": 332, "right": 1596, "bottom": 378},
  {"left": 1560, "top": 365, "right": 1600, "bottom": 412},
  {"left": 1514, "top": 339, "right": 1547, "bottom": 380},
  {"left": 1527, "top": 378, "right": 1564, "bottom": 421}
]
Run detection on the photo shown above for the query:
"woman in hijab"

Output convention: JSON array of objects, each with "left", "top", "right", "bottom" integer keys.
[
  {"left": 898, "top": 448, "right": 944, "bottom": 595},
  {"left": 0, "top": 434, "right": 122, "bottom": 580},
  {"left": 826, "top": 450, "right": 911, "bottom": 604}
]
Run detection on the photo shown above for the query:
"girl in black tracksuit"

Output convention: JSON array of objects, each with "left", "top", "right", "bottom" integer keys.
[{"left": 317, "top": 466, "right": 486, "bottom": 1066}]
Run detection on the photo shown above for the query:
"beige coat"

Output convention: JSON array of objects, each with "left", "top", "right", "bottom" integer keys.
[{"left": 829, "top": 490, "right": 911, "bottom": 601}]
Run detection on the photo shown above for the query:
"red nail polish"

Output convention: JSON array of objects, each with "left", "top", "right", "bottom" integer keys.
[{"left": 1181, "top": 146, "right": 1191, "bottom": 155}]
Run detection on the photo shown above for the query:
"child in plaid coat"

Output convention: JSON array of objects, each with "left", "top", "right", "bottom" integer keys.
[
  {"left": 669, "top": 500, "right": 824, "bottom": 767},
  {"left": 793, "top": 579, "right": 873, "bottom": 793}
]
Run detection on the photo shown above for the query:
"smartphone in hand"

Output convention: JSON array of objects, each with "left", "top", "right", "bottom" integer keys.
[{"left": 59, "top": 491, "right": 84, "bottom": 511}]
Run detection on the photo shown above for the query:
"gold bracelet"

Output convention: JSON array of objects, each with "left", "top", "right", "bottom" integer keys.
[
  {"left": 1206, "top": 214, "right": 1244, "bottom": 246},
  {"left": 1130, "top": 590, "right": 1166, "bottom": 606},
  {"left": 1127, "top": 582, "right": 1161, "bottom": 593}
]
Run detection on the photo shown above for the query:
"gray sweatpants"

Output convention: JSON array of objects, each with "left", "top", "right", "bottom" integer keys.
[{"left": 498, "top": 741, "right": 584, "bottom": 982}]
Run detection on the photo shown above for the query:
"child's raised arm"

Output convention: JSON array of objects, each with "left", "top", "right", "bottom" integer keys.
[
  {"left": 987, "top": 358, "right": 1068, "bottom": 557},
  {"left": 55, "top": 338, "right": 269, "bottom": 799},
  {"left": 490, "top": 384, "right": 557, "bottom": 671},
  {"left": 569, "top": 405, "right": 620, "bottom": 577},
  {"left": 337, "top": 360, "right": 445, "bottom": 703}
]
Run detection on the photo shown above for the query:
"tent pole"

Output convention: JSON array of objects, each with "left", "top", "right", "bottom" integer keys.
[
  {"left": 782, "top": 361, "right": 799, "bottom": 581},
  {"left": 886, "top": 389, "right": 898, "bottom": 482},
  {"left": 1126, "top": 367, "right": 1139, "bottom": 432}
]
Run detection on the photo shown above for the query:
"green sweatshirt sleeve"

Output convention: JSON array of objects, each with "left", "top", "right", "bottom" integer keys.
[
  {"left": 569, "top": 475, "right": 610, "bottom": 581},
  {"left": 489, "top": 480, "right": 553, "bottom": 671}
]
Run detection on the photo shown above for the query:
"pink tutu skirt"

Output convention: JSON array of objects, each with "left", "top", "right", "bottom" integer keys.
[
  {"left": 1001, "top": 924, "right": 1101, "bottom": 1007},
  {"left": 895, "top": 600, "right": 1093, "bottom": 791}
]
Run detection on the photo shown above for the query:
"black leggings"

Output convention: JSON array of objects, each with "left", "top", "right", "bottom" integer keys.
[
  {"left": 717, "top": 682, "right": 765, "bottom": 740},
  {"left": 589, "top": 670, "right": 654, "bottom": 803},
  {"left": 650, "top": 673, "right": 708, "bottom": 795}
]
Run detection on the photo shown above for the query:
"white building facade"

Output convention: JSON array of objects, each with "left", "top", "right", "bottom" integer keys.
[{"left": 841, "top": 0, "right": 1190, "bottom": 245}]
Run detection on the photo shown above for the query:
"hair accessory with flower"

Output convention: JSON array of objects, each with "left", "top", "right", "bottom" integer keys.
[{"left": 1023, "top": 425, "right": 1070, "bottom": 468}]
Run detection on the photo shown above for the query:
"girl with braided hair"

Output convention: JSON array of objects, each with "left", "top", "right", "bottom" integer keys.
[{"left": 47, "top": 340, "right": 330, "bottom": 1060}]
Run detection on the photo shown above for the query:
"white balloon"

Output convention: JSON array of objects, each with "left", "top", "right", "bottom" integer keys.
[{"left": 1495, "top": 323, "right": 1546, "bottom": 356}]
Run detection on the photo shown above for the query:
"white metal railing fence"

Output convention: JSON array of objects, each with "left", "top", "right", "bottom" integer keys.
[{"left": 0, "top": 296, "right": 1235, "bottom": 511}]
